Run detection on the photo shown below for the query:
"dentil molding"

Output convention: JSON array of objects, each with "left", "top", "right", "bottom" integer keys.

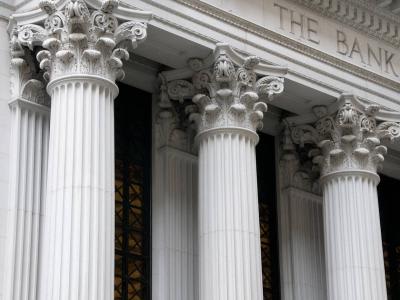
[{"left": 288, "top": 0, "right": 400, "bottom": 48}]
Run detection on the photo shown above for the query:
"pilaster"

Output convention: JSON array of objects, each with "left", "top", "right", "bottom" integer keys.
[
  {"left": 3, "top": 43, "right": 50, "bottom": 300},
  {"left": 289, "top": 94, "right": 400, "bottom": 300},
  {"left": 0, "top": 15, "right": 12, "bottom": 300},
  {"left": 278, "top": 127, "right": 327, "bottom": 300},
  {"left": 152, "top": 81, "right": 198, "bottom": 300}
]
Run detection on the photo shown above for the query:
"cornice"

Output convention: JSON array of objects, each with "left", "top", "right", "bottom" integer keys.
[
  {"left": 0, "top": 1, "right": 15, "bottom": 19},
  {"left": 288, "top": 0, "right": 400, "bottom": 48},
  {"left": 9, "top": 0, "right": 152, "bottom": 27},
  {"left": 175, "top": 0, "right": 400, "bottom": 92}
]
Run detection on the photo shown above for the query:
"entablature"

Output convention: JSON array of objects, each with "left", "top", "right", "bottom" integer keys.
[{"left": 114, "top": 0, "right": 400, "bottom": 116}]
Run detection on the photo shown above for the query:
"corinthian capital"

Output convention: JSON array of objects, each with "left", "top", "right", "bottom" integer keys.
[
  {"left": 10, "top": 28, "right": 49, "bottom": 106},
  {"left": 187, "top": 45, "right": 285, "bottom": 135},
  {"left": 12, "top": 0, "right": 152, "bottom": 82},
  {"left": 289, "top": 94, "right": 400, "bottom": 177}
]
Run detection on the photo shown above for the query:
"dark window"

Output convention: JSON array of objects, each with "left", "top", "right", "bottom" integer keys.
[
  {"left": 256, "top": 133, "right": 281, "bottom": 300},
  {"left": 114, "top": 83, "right": 152, "bottom": 300},
  {"left": 379, "top": 174, "right": 400, "bottom": 300}
]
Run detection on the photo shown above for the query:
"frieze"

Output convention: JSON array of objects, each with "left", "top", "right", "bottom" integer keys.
[
  {"left": 288, "top": 0, "right": 400, "bottom": 48},
  {"left": 175, "top": 0, "right": 400, "bottom": 91}
]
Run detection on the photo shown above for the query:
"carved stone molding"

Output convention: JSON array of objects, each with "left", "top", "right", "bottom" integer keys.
[
  {"left": 189, "top": 53, "right": 284, "bottom": 135},
  {"left": 10, "top": 28, "right": 49, "bottom": 106},
  {"left": 289, "top": 0, "right": 400, "bottom": 48},
  {"left": 11, "top": 0, "right": 151, "bottom": 83},
  {"left": 159, "top": 43, "right": 287, "bottom": 140},
  {"left": 280, "top": 126, "right": 321, "bottom": 194},
  {"left": 288, "top": 93, "right": 400, "bottom": 178},
  {"left": 156, "top": 78, "right": 196, "bottom": 153},
  {"left": 174, "top": 0, "right": 400, "bottom": 92}
]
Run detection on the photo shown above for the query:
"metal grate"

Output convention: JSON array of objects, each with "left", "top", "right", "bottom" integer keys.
[{"left": 114, "top": 84, "right": 152, "bottom": 300}]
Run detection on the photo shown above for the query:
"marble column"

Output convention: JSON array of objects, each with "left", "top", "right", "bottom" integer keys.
[
  {"left": 3, "top": 44, "right": 50, "bottom": 300},
  {"left": 12, "top": 1, "right": 151, "bottom": 299},
  {"left": 188, "top": 45, "right": 286, "bottom": 300},
  {"left": 290, "top": 94, "right": 400, "bottom": 300}
]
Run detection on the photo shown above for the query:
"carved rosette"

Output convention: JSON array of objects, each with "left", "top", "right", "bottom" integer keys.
[
  {"left": 13, "top": 0, "right": 149, "bottom": 83},
  {"left": 290, "top": 94, "right": 400, "bottom": 178},
  {"left": 187, "top": 51, "right": 285, "bottom": 136}
]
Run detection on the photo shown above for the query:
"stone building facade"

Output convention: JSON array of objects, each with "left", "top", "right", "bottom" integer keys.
[{"left": 0, "top": 0, "right": 400, "bottom": 299}]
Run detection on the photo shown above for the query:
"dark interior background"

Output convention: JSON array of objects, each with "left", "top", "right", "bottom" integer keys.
[{"left": 378, "top": 174, "right": 400, "bottom": 300}]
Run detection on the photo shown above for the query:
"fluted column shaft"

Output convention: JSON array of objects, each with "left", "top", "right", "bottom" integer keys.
[
  {"left": 289, "top": 94, "right": 400, "bottom": 300},
  {"left": 183, "top": 43, "right": 285, "bottom": 300},
  {"left": 12, "top": 2, "right": 151, "bottom": 300},
  {"left": 5, "top": 99, "right": 50, "bottom": 300},
  {"left": 322, "top": 172, "right": 387, "bottom": 300},
  {"left": 198, "top": 129, "right": 263, "bottom": 300},
  {"left": 38, "top": 77, "right": 117, "bottom": 300}
]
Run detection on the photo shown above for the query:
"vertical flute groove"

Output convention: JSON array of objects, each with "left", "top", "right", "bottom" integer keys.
[
  {"left": 323, "top": 173, "right": 387, "bottom": 300},
  {"left": 38, "top": 80, "right": 116, "bottom": 300},
  {"left": 152, "top": 147, "right": 198, "bottom": 300},
  {"left": 5, "top": 100, "right": 50, "bottom": 300},
  {"left": 198, "top": 131, "right": 263, "bottom": 300}
]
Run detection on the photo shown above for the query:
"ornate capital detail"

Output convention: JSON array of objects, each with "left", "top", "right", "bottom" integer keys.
[
  {"left": 158, "top": 43, "right": 287, "bottom": 139},
  {"left": 280, "top": 126, "right": 321, "bottom": 194},
  {"left": 155, "top": 78, "right": 196, "bottom": 153},
  {"left": 187, "top": 48, "right": 285, "bottom": 135},
  {"left": 10, "top": 28, "right": 49, "bottom": 106},
  {"left": 12, "top": 0, "right": 151, "bottom": 83},
  {"left": 289, "top": 94, "right": 400, "bottom": 177}
]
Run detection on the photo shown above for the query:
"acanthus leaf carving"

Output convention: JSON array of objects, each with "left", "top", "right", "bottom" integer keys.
[
  {"left": 158, "top": 44, "right": 287, "bottom": 142},
  {"left": 156, "top": 78, "right": 195, "bottom": 152},
  {"left": 289, "top": 94, "right": 400, "bottom": 177},
  {"left": 280, "top": 125, "right": 321, "bottom": 194},
  {"left": 10, "top": 28, "right": 50, "bottom": 106},
  {"left": 189, "top": 48, "right": 285, "bottom": 134},
  {"left": 12, "top": 0, "right": 151, "bottom": 82}
]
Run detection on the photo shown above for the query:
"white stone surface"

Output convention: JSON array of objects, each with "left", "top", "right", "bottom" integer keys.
[
  {"left": 323, "top": 173, "right": 387, "bottom": 300},
  {"left": 0, "top": 17, "right": 11, "bottom": 300},
  {"left": 3, "top": 99, "right": 49, "bottom": 300},
  {"left": 198, "top": 130, "right": 263, "bottom": 300},
  {"left": 187, "top": 44, "right": 285, "bottom": 300},
  {"left": 8, "top": 2, "right": 152, "bottom": 299},
  {"left": 279, "top": 187, "right": 327, "bottom": 300},
  {"left": 152, "top": 146, "right": 198, "bottom": 300},
  {"left": 37, "top": 77, "right": 117, "bottom": 300},
  {"left": 290, "top": 94, "right": 394, "bottom": 300}
]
